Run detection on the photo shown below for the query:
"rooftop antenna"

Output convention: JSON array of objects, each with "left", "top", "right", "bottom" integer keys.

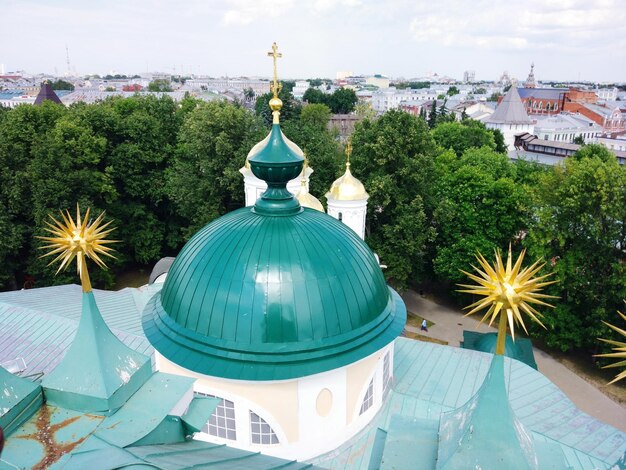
[{"left": 65, "top": 45, "right": 71, "bottom": 76}]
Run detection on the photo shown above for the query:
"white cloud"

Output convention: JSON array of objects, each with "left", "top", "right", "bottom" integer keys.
[
  {"left": 221, "top": 0, "right": 295, "bottom": 25},
  {"left": 408, "top": 0, "right": 625, "bottom": 53}
]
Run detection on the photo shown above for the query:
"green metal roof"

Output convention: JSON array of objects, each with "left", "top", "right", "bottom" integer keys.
[
  {"left": 462, "top": 331, "right": 537, "bottom": 369},
  {"left": 436, "top": 354, "right": 565, "bottom": 469},
  {"left": 95, "top": 372, "right": 196, "bottom": 447},
  {"left": 143, "top": 120, "right": 405, "bottom": 380},
  {"left": 0, "top": 366, "right": 42, "bottom": 436},
  {"left": 143, "top": 205, "right": 405, "bottom": 381},
  {"left": 42, "top": 291, "right": 152, "bottom": 415},
  {"left": 311, "top": 338, "right": 625, "bottom": 470}
]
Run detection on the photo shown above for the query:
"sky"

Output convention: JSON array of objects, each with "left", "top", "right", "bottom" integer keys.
[{"left": 1, "top": 0, "right": 625, "bottom": 83}]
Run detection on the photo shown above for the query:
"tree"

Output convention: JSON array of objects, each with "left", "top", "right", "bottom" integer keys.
[
  {"left": 255, "top": 88, "right": 301, "bottom": 126},
  {"left": 147, "top": 79, "right": 172, "bottom": 92},
  {"left": 354, "top": 102, "right": 376, "bottom": 121},
  {"left": 432, "top": 147, "right": 530, "bottom": 287},
  {"left": 491, "top": 128, "right": 507, "bottom": 153},
  {"left": 573, "top": 135, "right": 585, "bottom": 145},
  {"left": 427, "top": 101, "right": 438, "bottom": 129},
  {"left": 350, "top": 110, "right": 438, "bottom": 288},
  {"left": 447, "top": 86, "right": 460, "bottom": 96},
  {"left": 432, "top": 120, "right": 496, "bottom": 157},
  {"left": 0, "top": 102, "right": 67, "bottom": 290},
  {"left": 167, "top": 101, "right": 266, "bottom": 238},
  {"left": 327, "top": 88, "right": 357, "bottom": 114},
  {"left": 49, "top": 79, "right": 75, "bottom": 91},
  {"left": 243, "top": 87, "right": 255, "bottom": 102},
  {"left": 302, "top": 88, "right": 326, "bottom": 104},
  {"left": 299, "top": 103, "right": 331, "bottom": 131},
  {"left": 525, "top": 145, "right": 626, "bottom": 352}
]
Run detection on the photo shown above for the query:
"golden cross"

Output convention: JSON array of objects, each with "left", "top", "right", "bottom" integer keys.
[
  {"left": 345, "top": 140, "right": 353, "bottom": 167},
  {"left": 267, "top": 42, "right": 283, "bottom": 98}
]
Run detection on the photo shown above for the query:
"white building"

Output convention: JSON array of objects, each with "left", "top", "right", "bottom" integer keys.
[
  {"left": 371, "top": 87, "right": 438, "bottom": 113},
  {"left": 596, "top": 87, "right": 618, "bottom": 101},
  {"left": 533, "top": 113, "right": 603, "bottom": 144},
  {"left": 483, "top": 87, "right": 534, "bottom": 151},
  {"left": 292, "top": 80, "right": 310, "bottom": 100},
  {"left": 365, "top": 75, "right": 390, "bottom": 89}
]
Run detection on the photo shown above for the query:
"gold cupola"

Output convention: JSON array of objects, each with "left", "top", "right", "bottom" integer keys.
[
  {"left": 296, "top": 159, "right": 324, "bottom": 212},
  {"left": 326, "top": 141, "right": 368, "bottom": 201}
]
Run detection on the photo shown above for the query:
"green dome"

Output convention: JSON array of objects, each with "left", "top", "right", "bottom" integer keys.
[
  {"left": 142, "top": 123, "right": 405, "bottom": 380},
  {"left": 143, "top": 207, "right": 405, "bottom": 380}
]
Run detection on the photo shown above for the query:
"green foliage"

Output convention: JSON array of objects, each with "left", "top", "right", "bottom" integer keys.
[
  {"left": 328, "top": 88, "right": 358, "bottom": 114},
  {"left": 49, "top": 79, "right": 75, "bottom": 91},
  {"left": 393, "top": 81, "right": 431, "bottom": 90},
  {"left": 525, "top": 147, "right": 626, "bottom": 352},
  {"left": 491, "top": 128, "right": 507, "bottom": 153},
  {"left": 302, "top": 87, "right": 357, "bottom": 114},
  {"left": 167, "top": 101, "right": 266, "bottom": 238},
  {"left": 354, "top": 102, "right": 376, "bottom": 121},
  {"left": 447, "top": 86, "right": 459, "bottom": 96},
  {"left": 351, "top": 110, "right": 438, "bottom": 288},
  {"left": 255, "top": 88, "right": 301, "bottom": 126},
  {"left": 302, "top": 88, "right": 326, "bottom": 104},
  {"left": 432, "top": 147, "right": 529, "bottom": 287},
  {"left": 432, "top": 120, "right": 496, "bottom": 157},
  {"left": 147, "top": 79, "right": 172, "bottom": 92},
  {"left": 488, "top": 92, "right": 502, "bottom": 102},
  {"left": 572, "top": 135, "right": 585, "bottom": 145},
  {"left": 300, "top": 103, "right": 331, "bottom": 130},
  {"left": 281, "top": 112, "right": 342, "bottom": 198}
]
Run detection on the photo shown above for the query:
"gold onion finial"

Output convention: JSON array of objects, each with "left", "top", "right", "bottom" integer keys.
[
  {"left": 457, "top": 245, "right": 558, "bottom": 355},
  {"left": 267, "top": 42, "right": 283, "bottom": 123},
  {"left": 595, "top": 303, "right": 626, "bottom": 384},
  {"left": 38, "top": 204, "right": 118, "bottom": 293}
]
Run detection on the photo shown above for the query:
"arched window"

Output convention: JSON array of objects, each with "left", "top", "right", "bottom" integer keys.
[
  {"left": 359, "top": 379, "right": 374, "bottom": 415},
  {"left": 249, "top": 411, "right": 279, "bottom": 445},
  {"left": 197, "top": 393, "right": 237, "bottom": 440}
]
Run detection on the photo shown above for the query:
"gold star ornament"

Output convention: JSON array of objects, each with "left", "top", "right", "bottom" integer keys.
[
  {"left": 458, "top": 246, "right": 557, "bottom": 355},
  {"left": 596, "top": 305, "right": 626, "bottom": 384},
  {"left": 38, "top": 205, "right": 118, "bottom": 292}
]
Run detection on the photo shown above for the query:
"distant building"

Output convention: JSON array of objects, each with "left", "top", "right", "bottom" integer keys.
[
  {"left": 483, "top": 87, "right": 534, "bottom": 150},
  {"left": 533, "top": 113, "right": 602, "bottom": 144},
  {"left": 372, "top": 87, "right": 437, "bottom": 113},
  {"left": 597, "top": 132, "right": 626, "bottom": 153},
  {"left": 596, "top": 87, "right": 618, "bottom": 101},
  {"left": 513, "top": 132, "right": 626, "bottom": 165},
  {"left": 33, "top": 82, "right": 62, "bottom": 106},
  {"left": 523, "top": 63, "right": 537, "bottom": 88},
  {"left": 365, "top": 75, "right": 390, "bottom": 89},
  {"left": 463, "top": 70, "right": 475, "bottom": 83},
  {"left": 292, "top": 80, "right": 310, "bottom": 100},
  {"left": 186, "top": 78, "right": 270, "bottom": 97},
  {"left": 336, "top": 71, "right": 353, "bottom": 80},
  {"left": 497, "top": 70, "right": 512, "bottom": 87},
  {"left": 328, "top": 114, "right": 361, "bottom": 141}
]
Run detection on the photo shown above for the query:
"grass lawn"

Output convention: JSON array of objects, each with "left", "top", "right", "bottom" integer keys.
[{"left": 406, "top": 312, "right": 435, "bottom": 328}]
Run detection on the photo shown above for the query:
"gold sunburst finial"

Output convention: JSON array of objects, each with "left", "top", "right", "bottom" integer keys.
[
  {"left": 595, "top": 304, "right": 626, "bottom": 384},
  {"left": 38, "top": 204, "right": 118, "bottom": 293},
  {"left": 457, "top": 245, "right": 558, "bottom": 355},
  {"left": 267, "top": 42, "right": 283, "bottom": 123}
]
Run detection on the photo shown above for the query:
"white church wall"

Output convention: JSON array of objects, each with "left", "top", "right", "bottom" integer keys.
[{"left": 326, "top": 198, "right": 368, "bottom": 240}]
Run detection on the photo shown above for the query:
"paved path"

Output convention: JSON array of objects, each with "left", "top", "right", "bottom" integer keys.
[{"left": 401, "top": 289, "right": 626, "bottom": 434}]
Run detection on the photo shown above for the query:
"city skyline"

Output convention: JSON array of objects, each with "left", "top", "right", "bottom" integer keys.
[{"left": 1, "top": 0, "right": 625, "bottom": 82}]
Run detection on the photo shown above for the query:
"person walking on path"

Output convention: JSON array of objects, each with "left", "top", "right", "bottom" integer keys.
[{"left": 421, "top": 319, "right": 428, "bottom": 332}]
